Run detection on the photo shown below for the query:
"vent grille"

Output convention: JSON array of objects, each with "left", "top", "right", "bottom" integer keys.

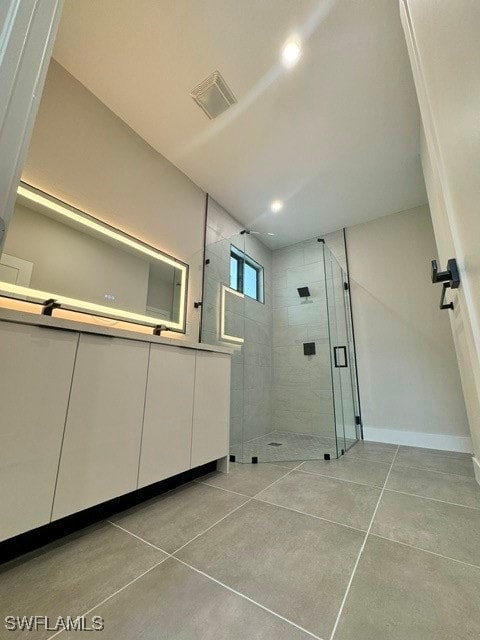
[{"left": 190, "top": 70, "right": 237, "bottom": 119}]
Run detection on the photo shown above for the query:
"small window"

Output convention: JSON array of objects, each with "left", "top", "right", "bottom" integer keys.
[{"left": 230, "top": 246, "right": 264, "bottom": 302}]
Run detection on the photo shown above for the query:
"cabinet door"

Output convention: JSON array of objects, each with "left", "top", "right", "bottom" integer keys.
[
  {"left": 52, "top": 334, "right": 149, "bottom": 520},
  {"left": 138, "top": 345, "right": 195, "bottom": 488},
  {"left": 0, "top": 323, "right": 78, "bottom": 541},
  {"left": 191, "top": 351, "right": 231, "bottom": 468}
]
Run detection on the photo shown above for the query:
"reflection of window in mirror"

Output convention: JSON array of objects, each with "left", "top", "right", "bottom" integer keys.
[{"left": 0, "top": 184, "right": 188, "bottom": 331}]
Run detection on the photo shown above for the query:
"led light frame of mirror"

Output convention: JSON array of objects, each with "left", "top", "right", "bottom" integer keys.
[{"left": 0, "top": 183, "right": 188, "bottom": 332}]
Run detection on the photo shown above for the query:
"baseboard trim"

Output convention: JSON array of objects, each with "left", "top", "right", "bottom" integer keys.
[
  {"left": 473, "top": 457, "right": 480, "bottom": 486},
  {"left": 363, "top": 426, "right": 473, "bottom": 454}
]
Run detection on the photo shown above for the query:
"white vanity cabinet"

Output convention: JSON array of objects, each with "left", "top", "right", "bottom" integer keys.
[
  {"left": 0, "top": 323, "right": 78, "bottom": 541},
  {"left": 191, "top": 351, "right": 231, "bottom": 467},
  {"left": 0, "top": 312, "right": 231, "bottom": 542},
  {"left": 52, "top": 334, "right": 150, "bottom": 520},
  {"left": 138, "top": 344, "right": 196, "bottom": 488}
]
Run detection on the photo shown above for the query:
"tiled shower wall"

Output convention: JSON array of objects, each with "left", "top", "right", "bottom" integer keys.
[
  {"left": 271, "top": 238, "right": 336, "bottom": 438},
  {"left": 203, "top": 199, "right": 273, "bottom": 446},
  {"left": 202, "top": 199, "right": 347, "bottom": 447}
]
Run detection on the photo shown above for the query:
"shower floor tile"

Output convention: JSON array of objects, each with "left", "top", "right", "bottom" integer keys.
[{"left": 230, "top": 430, "right": 347, "bottom": 463}]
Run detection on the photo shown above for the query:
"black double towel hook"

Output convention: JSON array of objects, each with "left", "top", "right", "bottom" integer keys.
[{"left": 431, "top": 258, "right": 460, "bottom": 310}]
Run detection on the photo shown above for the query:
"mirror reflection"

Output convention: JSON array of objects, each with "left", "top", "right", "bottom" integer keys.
[{"left": 0, "top": 183, "right": 187, "bottom": 331}]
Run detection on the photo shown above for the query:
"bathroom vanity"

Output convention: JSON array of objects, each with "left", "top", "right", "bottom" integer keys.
[{"left": 0, "top": 310, "right": 232, "bottom": 542}]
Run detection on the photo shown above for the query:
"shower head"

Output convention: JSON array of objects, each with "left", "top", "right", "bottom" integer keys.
[{"left": 297, "top": 287, "right": 310, "bottom": 298}]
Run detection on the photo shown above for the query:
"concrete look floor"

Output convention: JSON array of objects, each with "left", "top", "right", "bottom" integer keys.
[{"left": 1, "top": 442, "right": 480, "bottom": 639}]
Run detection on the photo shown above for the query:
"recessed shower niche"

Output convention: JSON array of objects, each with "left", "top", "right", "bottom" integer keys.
[{"left": 200, "top": 198, "right": 361, "bottom": 463}]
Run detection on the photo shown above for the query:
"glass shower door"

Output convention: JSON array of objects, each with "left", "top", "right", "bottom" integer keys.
[
  {"left": 324, "top": 246, "right": 359, "bottom": 455},
  {"left": 202, "top": 228, "right": 247, "bottom": 462}
]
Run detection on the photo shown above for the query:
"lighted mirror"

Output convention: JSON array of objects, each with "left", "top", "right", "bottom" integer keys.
[{"left": 0, "top": 183, "right": 188, "bottom": 331}]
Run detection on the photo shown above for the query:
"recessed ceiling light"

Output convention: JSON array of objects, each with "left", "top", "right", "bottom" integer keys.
[
  {"left": 271, "top": 200, "right": 283, "bottom": 213},
  {"left": 282, "top": 38, "right": 302, "bottom": 68}
]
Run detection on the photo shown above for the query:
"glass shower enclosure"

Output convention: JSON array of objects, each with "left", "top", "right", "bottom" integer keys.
[{"left": 201, "top": 217, "right": 361, "bottom": 463}]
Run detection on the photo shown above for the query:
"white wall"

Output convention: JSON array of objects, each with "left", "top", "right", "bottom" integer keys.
[
  {"left": 21, "top": 60, "right": 206, "bottom": 339},
  {"left": 346, "top": 205, "right": 470, "bottom": 451},
  {"left": 400, "top": 0, "right": 480, "bottom": 476}
]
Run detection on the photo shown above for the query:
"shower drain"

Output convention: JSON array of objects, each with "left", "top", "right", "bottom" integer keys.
[{"left": 268, "top": 442, "right": 283, "bottom": 447}]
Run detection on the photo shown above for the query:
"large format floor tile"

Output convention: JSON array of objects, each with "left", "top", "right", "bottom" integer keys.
[
  {"left": 267, "top": 460, "right": 305, "bottom": 469},
  {"left": 63, "top": 558, "right": 312, "bottom": 640},
  {"left": 0, "top": 522, "right": 164, "bottom": 640},
  {"left": 386, "top": 464, "right": 480, "bottom": 508},
  {"left": 111, "top": 482, "right": 248, "bottom": 554},
  {"left": 372, "top": 490, "right": 480, "bottom": 566},
  {"left": 197, "top": 462, "right": 289, "bottom": 497},
  {"left": 334, "top": 536, "right": 480, "bottom": 640},
  {"left": 347, "top": 441, "right": 397, "bottom": 464},
  {"left": 394, "top": 446, "right": 474, "bottom": 477},
  {"left": 176, "top": 500, "right": 364, "bottom": 638},
  {"left": 301, "top": 456, "right": 391, "bottom": 488},
  {"left": 256, "top": 470, "right": 381, "bottom": 530}
]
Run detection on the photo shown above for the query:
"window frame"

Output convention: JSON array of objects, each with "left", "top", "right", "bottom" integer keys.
[{"left": 230, "top": 245, "right": 264, "bottom": 303}]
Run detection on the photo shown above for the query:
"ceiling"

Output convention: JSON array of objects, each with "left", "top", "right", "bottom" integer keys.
[{"left": 53, "top": 0, "right": 427, "bottom": 248}]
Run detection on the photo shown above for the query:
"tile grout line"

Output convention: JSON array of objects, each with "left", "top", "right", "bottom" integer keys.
[
  {"left": 369, "top": 532, "right": 480, "bottom": 571},
  {"left": 90, "top": 467, "right": 327, "bottom": 640},
  {"left": 328, "top": 444, "right": 400, "bottom": 640},
  {"left": 334, "top": 455, "right": 395, "bottom": 469},
  {"left": 107, "top": 481, "right": 480, "bottom": 607},
  {"left": 253, "top": 496, "right": 367, "bottom": 534},
  {"left": 296, "top": 467, "right": 384, "bottom": 489},
  {"left": 173, "top": 556, "right": 326, "bottom": 640},
  {"left": 46, "top": 450, "right": 476, "bottom": 640},
  {"left": 391, "top": 462, "right": 475, "bottom": 480},
  {"left": 267, "top": 462, "right": 309, "bottom": 470},
  {"left": 107, "top": 520, "right": 169, "bottom": 552},
  {"left": 383, "top": 487, "right": 480, "bottom": 511},
  {"left": 173, "top": 463, "right": 304, "bottom": 556},
  {"left": 47, "top": 558, "right": 169, "bottom": 639},
  {"left": 194, "top": 479, "right": 251, "bottom": 498},
  {"left": 203, "top": 460, "right": 479, "bottom": 512},
  {"left": 57, "top": 452, "right": 477, "bottom": 640},
  {"left": 295, "top": 466, "right": 480, "bottom": 511}
]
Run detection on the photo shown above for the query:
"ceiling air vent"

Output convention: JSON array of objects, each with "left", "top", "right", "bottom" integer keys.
[{"left": 190, "top": 70, "right": 237, "bottom": 120}]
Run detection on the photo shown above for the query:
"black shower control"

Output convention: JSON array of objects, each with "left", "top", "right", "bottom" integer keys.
[
  {"left": 298, "top": 286, "right": 310, "bottom": 298},
  {"left": 303, "top": 342, "right": 316, "bottom": 356}
]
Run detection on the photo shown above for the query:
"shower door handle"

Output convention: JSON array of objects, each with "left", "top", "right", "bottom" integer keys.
[{"left": 334, "top": 346, "right": 348, "bottom": 368}]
